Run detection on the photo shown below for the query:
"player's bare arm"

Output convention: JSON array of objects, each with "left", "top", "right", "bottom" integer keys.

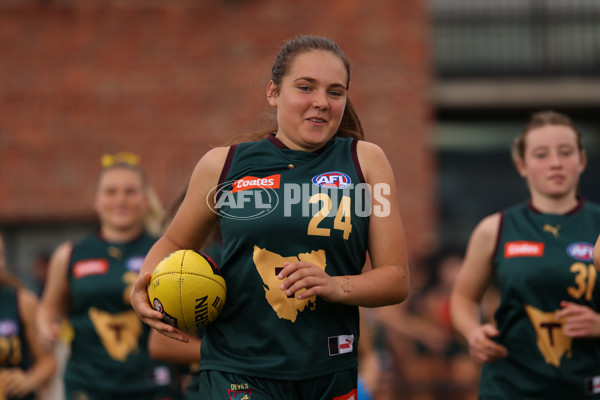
[
  {"left": 130, "top": 146, "right": 227, "bottom": 340},
  {"left": 451, "top": 213, "right": 508, "bottom": 363}
]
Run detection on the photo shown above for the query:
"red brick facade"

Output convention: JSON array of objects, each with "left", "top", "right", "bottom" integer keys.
[{"left": 0, "top": 0, "right": 436, "bottom": 259}]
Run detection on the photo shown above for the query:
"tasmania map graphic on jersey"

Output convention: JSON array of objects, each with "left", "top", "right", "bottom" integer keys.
[
  {"left": 253, "top": 246, "right": 326, "bottom": 322},
  {"left": 525, "top": 304, "right": 572, "bottom": 367}
]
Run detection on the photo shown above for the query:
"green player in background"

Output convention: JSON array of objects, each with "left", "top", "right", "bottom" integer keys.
[
  {"left": 0, "top": 232, "right": 56, "bottom": 400},
  {"left": 37, "top": 154, "right": 180, "bottom": 400},
  {"left": 451, "top": 110, "right": 600, "bottom": 399}
]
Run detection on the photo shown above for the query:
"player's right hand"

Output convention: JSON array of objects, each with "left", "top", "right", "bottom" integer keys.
[
  {"left": 36, "top": 315, "right": 61, "bottom": 352},
  {"left": 130, "top": 272, "right": 189, "bottom": 343},
  {"left": 467, "top": 323, "right": 508, "bottom": 363}
]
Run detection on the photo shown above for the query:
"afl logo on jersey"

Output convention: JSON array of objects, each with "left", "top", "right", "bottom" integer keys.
[
  {"left": 126, "top": 256, "right": 145, "bottom": 272},
  {"left": 312, "top": 171, "right": 351, "bottom": 189},
  {"left": 567, "top": 242, "right": 594, "bottom": 261}
]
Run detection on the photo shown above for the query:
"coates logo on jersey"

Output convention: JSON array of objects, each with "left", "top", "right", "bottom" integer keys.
[
  {"left": 567, "top": 242, "right": 594, "bottom": 261},
  {"left": 73, "top": 259, "right": 109, "bottom": 279},
  {"left": 312, "top": 171, "right": 351, "bottom": 189},
  {"left": 232, "top": 175, "right": 280, "bottom": 193},
  {"left": 504, "top": 241, "right": 544, "bottom": 258},
  {"left": 208, "top": 176, "right": 280, "bottom": 220}
]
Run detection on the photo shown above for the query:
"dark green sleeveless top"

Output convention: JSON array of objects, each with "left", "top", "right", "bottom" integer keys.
[
  {"left": 200, "top": 135, "right": 370, "bottom": 379},
  {"left": 0, "top": 285, "right": 34, "bottom": 400},
  {"left": 480, "top": 199, "right": 600, "bottom": 399},
  {"left": 65, "top": 231, "right": 177, "bottom": 394}
]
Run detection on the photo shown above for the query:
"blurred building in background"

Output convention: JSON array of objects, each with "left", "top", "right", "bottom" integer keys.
[
  {"left": 2, "top": 0, "right": 599, "bottom": 293},
  {"left": 2, "top": 1, "right": 600, "bottom": 399},
  {"left": 0, "top": 0, "right": 435, "bottom": 285},
  {"left": 432, "top": 0, "right": 600, "bottom": 248}
]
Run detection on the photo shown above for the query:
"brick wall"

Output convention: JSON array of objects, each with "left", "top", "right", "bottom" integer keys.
[{"left": 0, "top": 0, "right": 436, "bottom": 260}]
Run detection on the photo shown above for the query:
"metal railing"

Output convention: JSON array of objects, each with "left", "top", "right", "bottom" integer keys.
[{"left": 431, "top": 0, "right": 600, "bottom": 78}]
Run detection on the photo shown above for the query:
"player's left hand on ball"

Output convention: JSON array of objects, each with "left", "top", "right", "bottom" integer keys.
[
  {"left": 130, "top": 272, "right": 189, "bottom": 342},
  {"left": 278, "top": 261, "right": 343, "bottom": 302}
]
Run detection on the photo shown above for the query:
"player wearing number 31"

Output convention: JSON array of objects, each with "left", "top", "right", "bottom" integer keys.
[
  {"left": 451, "top": 110, "right": 600, "bottom": 400},
  {"left": 131, "top": 35, "right": 409, "bottom": 399}
]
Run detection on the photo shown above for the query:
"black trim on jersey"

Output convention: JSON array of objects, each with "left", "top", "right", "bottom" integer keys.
[
  {"left": 218, "top": 144, "right": 238, "bottom": 188},
  {"left": 12, "top": 286, "right": 22, "bottom": 328},
  {"left": 199, "top": 250, "right": 220, "bottom": 272},
  {"left": 267, "top": 133, "right": 288, "bottom": 150},
  {"left": 66, "top": 241, "right": 76, "bottom": 278},
  {"left": 96, "top": 228, "right": 147, "bottom": 244},
  {"left": 527, "top": 197, "right": 585, "bottom": 216},
  {"left": 267, "top": 133, "right": 329, "bottom": 154},
  {"left": 492, "top": 211, "right": 505, "bottom": 262},
  {"left": 350, "top": 139, "right": 365, "bottom": 184},
  {"left": 568, "top": 197, "right": 586, "bottom": 215}
]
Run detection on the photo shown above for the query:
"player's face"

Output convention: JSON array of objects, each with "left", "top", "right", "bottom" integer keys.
[
  {"left": 94, "top": 167, "right": 148, "bottom": 233},
  {"left": 518, "top": 125, "right": 586, "bottom": 200},
  {"left": 267, "top": 50, "right": 348, "bottom": 151}
]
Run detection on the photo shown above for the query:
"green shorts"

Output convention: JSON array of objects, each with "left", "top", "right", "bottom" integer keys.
[
  {"left": 64, "top": 384, "right": 178, "bottom": 400},
  {"left": 183, "top": 374, "right": 201, "bottom": 400},
  {"left": 197, "top": 368, "right": 358, "bottom": 400}
]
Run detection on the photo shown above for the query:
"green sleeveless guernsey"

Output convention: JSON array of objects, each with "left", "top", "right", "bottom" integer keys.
[
  {"left": 200, "top": 135, "right": 369, "bottom": 380},
  {"left": 0, "top": 285, "right": 34, "bottom": 400},
  {"left": 65, "top": 232, "right": 177, "bottom": 394},
  {"left": 481, "top": 200, "right": 600, "bottom": 399}
]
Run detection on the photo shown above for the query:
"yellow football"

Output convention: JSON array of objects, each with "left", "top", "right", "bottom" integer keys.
[{"left": 148, "top": 249, "right": 226, "bottom": 330}]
